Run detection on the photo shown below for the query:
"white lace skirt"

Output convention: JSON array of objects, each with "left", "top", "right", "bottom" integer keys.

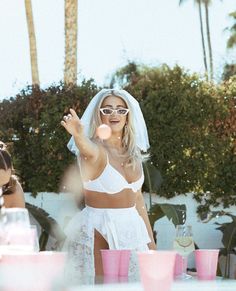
[{"left": 62, "top": 205, "right": 151, "bottom": 284}]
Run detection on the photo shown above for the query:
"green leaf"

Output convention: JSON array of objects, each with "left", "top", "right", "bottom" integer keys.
[
  {"left": 221, "top": 222, "right": 236, "bottom": 252},
  {"left": 148, "top": 204, "right": 165, "bottom": 230},
  {"left": 26, "top": 202, "right": 66, "bottom": 245},
  {"left": 160, "top": 204, "right": 186, "bottom": 226},
  {"left": 148, "top": 203, "right": 186, "bottom": 229},
  {"left": 39, "top": 230, "right": 49, "bottom": 251},
  {"left": 143, "top": 161, "right": 163, "bottom": 193}
]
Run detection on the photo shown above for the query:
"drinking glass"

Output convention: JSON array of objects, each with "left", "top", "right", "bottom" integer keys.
[
  {"left": 30, "top": 225, "right": 40, "bottom": 252},
  {"left": 173, "top": 224, "right": 195, "bottom": 279},
  {"left": 5, "top": 208, "right": 30, "bottom": 228},
  {"left": 4, "top": 208, "right": 32, "bottom": 252}
]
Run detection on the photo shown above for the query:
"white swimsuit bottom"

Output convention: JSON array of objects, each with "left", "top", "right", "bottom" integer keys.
[{"left": 62, "top": 205, "right": 151, "bottom": 284}]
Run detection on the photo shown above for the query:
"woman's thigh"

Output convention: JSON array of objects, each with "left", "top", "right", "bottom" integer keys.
[{"left": 94, "top": 229, "right": 109, "bottom": 276}]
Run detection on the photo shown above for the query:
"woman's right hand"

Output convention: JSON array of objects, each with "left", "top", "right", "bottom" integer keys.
[
  {"left": 61, "top": 108, "right": 83, "bottom": 137},
  {"left": 61, "top": 108, "right": 100, "bottom": 161}
]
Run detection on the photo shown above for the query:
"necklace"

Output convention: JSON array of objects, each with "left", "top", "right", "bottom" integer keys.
[{"left": 106, "top": 146, "right": 127, "bottom": 167}]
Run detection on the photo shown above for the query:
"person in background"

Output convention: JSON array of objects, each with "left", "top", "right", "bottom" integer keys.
[
  {"left": 0, "top": 141, "right": 25, "bottom": 208},
  {"left": 61, "top": 89, "right": 156, "bottom": 281}
]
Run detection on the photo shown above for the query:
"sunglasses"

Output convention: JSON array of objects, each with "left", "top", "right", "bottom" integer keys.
[{"left": 100, "top": 108, "right": 129, "bottom": 116}]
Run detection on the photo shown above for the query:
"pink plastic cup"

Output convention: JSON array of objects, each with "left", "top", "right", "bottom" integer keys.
[
  {"left": 101, "top": 249, "right": 121, "bottom": 276},
  {"left": 138, "top": 250, "right": 176, "bottom": 291},
  {"left": 119, "top": 276, "right": 129, "bottom": 283},
  {"left": 103, "top": 274, "right": 120, "bottom": 284},
  {"left": 119, "top": 250, "right": 131, "bottom": 276},
  {"left": 0, "top": 251, "right": 66, "bottom": 291},
  {"left": 195, "top": 249, "right": 219, "bottom": 280},
  {"left": 174, "top": 254, "right": 188, "bottom": 277}
]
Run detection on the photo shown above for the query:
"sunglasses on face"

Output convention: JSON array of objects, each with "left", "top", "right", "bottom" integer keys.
[{"left": 100, "top": 108, "right": 129, "bottom": 116}]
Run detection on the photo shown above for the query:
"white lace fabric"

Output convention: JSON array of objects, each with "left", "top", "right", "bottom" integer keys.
[{"left": 62, "top": 205, "right": 150, "bottom": 283}]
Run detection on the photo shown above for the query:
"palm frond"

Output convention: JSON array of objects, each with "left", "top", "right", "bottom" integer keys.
[{"left": 26, "top": 202, "right": 66, "bottom": 243}]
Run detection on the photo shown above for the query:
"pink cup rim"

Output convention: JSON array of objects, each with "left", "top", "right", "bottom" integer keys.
[
  {"left": 195, "top": 249, "right": 219, "bottom": 252},
  {"left": 1, "top": 251, "right": 67, "bottom": 257},
  {"left": 100, "top": 249, "right": 122, "bottom": 253},
  {"left": 39, "top": 251, "right": 66, "bottom": 254},
  {"left": 1, "top": 252, "right": 38, "bottom": 257},
  {"left": 100, "top": 249, "right": 131, "bottom": 251},
  {"left": 38, "top": 251, "right": 67, "bottom": 255},
  {"left": 138, "top": 250, "right": 177, "bottom": 255}
]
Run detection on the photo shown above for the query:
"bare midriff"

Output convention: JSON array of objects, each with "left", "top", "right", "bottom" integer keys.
[{"left": 84, "top": 189, "right": 136, "bottom": 208}]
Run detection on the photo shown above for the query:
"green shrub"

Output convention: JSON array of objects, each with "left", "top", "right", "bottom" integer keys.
[
  {"left": 0, "top": 64, "right": 235, "bottom": 214},
  {"left": 0, "top": 80, "right": 98, "bottom": 195},
  {"left": 113, "top": 63, "right": 235, "bottom": 212}
]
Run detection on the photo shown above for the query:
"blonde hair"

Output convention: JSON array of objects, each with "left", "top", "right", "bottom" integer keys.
[{"left": 89, "top": 90, "right": 144, "bottom": 168}]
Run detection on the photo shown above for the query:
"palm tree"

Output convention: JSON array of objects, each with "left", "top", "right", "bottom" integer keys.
[
  {"left": 24, "top": 0, "right": 40, "bottom": 86},
  {"left": 179, "top": 0, "right": 209, "bottom": 79},
  {"left": 64, "top": 0, "right": 78, "bottom": 86},
  {"left": 203, "top": 0, "right": 214, "bottom": 80},
  {"left": 226, "top": 11, "right": 236, "bottom": 49}
]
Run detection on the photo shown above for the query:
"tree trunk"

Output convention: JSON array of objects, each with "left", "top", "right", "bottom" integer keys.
[
  {"left": 204, "top": 2, "right": 213, "bottom": 80},
  {"left": 64, "top": 0, "right": 78, "bottom": 86},
  {"left": 25, "top": 0, "right": 40, "bottom": 86},
  {"left": 198, "top": 0, "right": 208, "bottom": 79}
]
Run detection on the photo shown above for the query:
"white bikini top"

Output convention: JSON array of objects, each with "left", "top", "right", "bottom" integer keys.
[{"left": 82, "top": 154, "right": 144, "bottom": 194}]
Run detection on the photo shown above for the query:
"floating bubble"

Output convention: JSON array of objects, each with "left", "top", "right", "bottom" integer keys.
[
  {"left": 60, "top": 163, "right": 82, "bottom": 200},
  {"left": 96, "top": 124, "right": 112, "bottom": 140}
]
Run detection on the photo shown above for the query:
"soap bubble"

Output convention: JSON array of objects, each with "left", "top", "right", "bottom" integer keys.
[{"left": 96, "top": 124, "right": 112, "bottom": 140}]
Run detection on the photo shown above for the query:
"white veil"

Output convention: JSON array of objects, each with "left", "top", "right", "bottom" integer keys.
[{"left": 67, "top": 89, "right": 150, "bottom": 155}]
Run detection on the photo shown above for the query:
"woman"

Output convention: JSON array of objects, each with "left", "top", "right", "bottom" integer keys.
[
  {"left": 61, "top": 89, "right": 156, "bottom": 280},
  {"left": 0, "top": 141, "right": 25, "bottom": 208}
]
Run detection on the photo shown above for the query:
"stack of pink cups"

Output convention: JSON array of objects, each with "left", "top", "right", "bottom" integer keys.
[
  {"left": 174, "top": 253, "right": 188, "bottom": 278},
  {"left": 100, "top": 249, "right": 131, "bottom": 283},
  {"left": 194, "top": 249, "right": 219, "bottom": 280},
  {"left": 137, "top": 250, "right": 176, "bottom": 291},
  {"left": 0, "top": 251, "right": 67, "bottom": 291}
]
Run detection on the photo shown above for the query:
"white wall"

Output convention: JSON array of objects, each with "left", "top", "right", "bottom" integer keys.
[{"left": 25, "top": 192, "right": 78, "bottom": 230}]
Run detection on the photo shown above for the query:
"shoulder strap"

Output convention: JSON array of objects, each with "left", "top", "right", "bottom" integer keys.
[
  {"left": 106, "top": 152, "right": 109, "bottom": 164},
  {"left": 77, "top": 156, "right": 85, "bottom": 180}
]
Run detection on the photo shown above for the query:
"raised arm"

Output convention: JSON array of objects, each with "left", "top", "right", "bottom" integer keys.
[
  {"left": 61, "top": 108, "right": 100, "bottom": 163},
  {"left": 135, "top": 190, "right": 157, "bottom": 250}
]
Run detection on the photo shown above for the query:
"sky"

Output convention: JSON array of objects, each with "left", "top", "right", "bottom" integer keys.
[{"left": 0, "top": 0, "right": 235, "bottom": 100}]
